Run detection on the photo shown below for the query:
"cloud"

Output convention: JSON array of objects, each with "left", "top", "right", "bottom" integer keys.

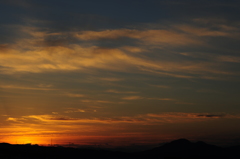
[
  {"left": 217, "top": 55, "right": 240, "bottom": 63},
  {"left": 6, "top": 117, "right": 19, "bottom": 122},
  {"left": 146, "top": 113, "right": 226, "bottom": 119},
  {"left": 80, "top": 99, "right": 115, "bottom": 104},
  {"left": 48, "top": 117, "right": 76, "bottom": 120},
  {"left": 175, "top": 102, "right": 195, "bottom": 105},
  {"left": 75, "top": 29, "right": 200, "bottom": 46},
  {"left": 64, "top": 109, "right": 86, "bottom": 113},
  {"left": 1, "top": 41, "right": 238, "bottom": 81},
  {"left": 96, "top": 100, "right": 114, "bottom": 104},
  {"left": 196, "top": 114, "right": 225, "bottom": 118},
  {"left": 106, "top": 89, "right": 138, "bottom": 94},
  {"left": 150, "top": 85, "right": 171, "bottom": 89},
  {"left": 26, "top": 115, "right": 79, "bottom": 122},
  {"left": 66, "top": 93, "right": 85, "bottom": 98},
  {"left": 38, "top": 84, "right": 53, "bottom": 88},
  {"left": 6, "top": 112, "right": 239, "bottom": 125},
  {"left": 80, "top": 100, "right": 93, "bottom": 103},
  {"left": 121, "top": 46, "right": 146, "bottom": 53},
  {"left": 1, "top": 20, "right": 240, "bottom": 81},
  {"left": 99, "top": 78, "right": 124, "bottom": 82},
  {"left": 147, "top": 98, "right": 175, "bottom": 101},
  {"left": 0, "top": 44, "right": 9, "bottom": 51},
  {"left": 175, "top": 24, "right": 231, "bottom": 37},
  {"left": 122, "top": 96, "right": 143, "bottom": 100},
  {"left": 0, "top": 85, "right": 56, "bottom": 91}
]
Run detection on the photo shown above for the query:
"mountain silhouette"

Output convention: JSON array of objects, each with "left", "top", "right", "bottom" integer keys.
[
  {"left": 0, "top": 139, "right": 239, "bottom": 159},
  {"left": 139, "top": 139, "right": 237, "bottom": 159}
]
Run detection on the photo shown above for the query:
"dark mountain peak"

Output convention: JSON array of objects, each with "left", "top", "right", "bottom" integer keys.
[
  {"left": 141, "top": 139, "right": 226, "bottom": 159},
  {"left": 160, "top": 139, "right": 193, "bottom": 151},
  {"left": 195, "top": 141, "right": 207, "bottom": 145},
  {"left": 0, "top": 143, "right": 11, "bottom": 147}
]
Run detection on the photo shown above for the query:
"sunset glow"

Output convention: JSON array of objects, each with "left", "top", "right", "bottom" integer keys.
[{"left": 1, "top": 0, "right": 240, "bottom": 147}]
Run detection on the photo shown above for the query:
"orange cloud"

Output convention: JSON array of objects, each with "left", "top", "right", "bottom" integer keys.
[
  {"left": 65, "top": 93, "right": 85, "bottom": 98},
  {"left": 147, "top": 98, "right": 175, "bottom": 101},
  {"left": 75, "top": 29, "right": 200, "bottom": 46},
  {"left": 122, "top": 96, "right": 143, "bottom": 100},
  {"left": 2, "top": 112, "right": 239, "bottom": 145},
  {"left": 0, "top": 24, "right": 239, "bottom": 81},
  {"left": 5, "top": 112, "right": 237, "bottom": 126},
  {"left": 64, "top": 109, "right": 86, "bottom": 113},
  {"left": 99, "top": 77, "right": 124, "bottom": 82},
  {"left": 0, "top": 84, "right": 56, "bottom": 91},
  {"left": 106, "top": 89, "right": 138, "bottom": 94}
]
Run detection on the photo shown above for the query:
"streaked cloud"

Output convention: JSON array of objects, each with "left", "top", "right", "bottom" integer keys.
[
  {"left": 1, "top": 0, "right": 240, "bottom": 146},
  {"left": 6, "top": 117, "right": 21, "bottom": 122},
  {"left": 64, "top": 109, "right": 86, "bottom": 113},
  {"left": 99, "top": 77, "right": 124, "bottom": 82},
  {"left": 147, "top": 98, "right": 175, "bottom": 101},
  {"left": 217, "top": 55, "right": 240, "bottom": 63},
  {"left": 80, "top": 99, "right": 115, "bottom": 104},
  {"left": 175, "top": 102, "right": 195, "bottom": 105},
  {"left": 0, "top": 84, "right": 56, "bottom": 91},
  {"left": 122, "top": 96, "right": 143, "bottom": 100},
  {"left": 106, "top": 89, "right": 138, "bottom": 94},
  {"left": 121, "top": 46, "right": 146, "bottom": 53},
  {"left": 150, "top": 85, "right": 171, "bottom": 89},
  {"left": 0, "top": 22, "right": 239, "bottom": 81},
  {"left": 175, "top": 24, "right": 232, "bottom": 37},
  {"left": 5, "top": 112, "right": 240, "bottom": 125},
  {"left": 65, "top": 93, "right": 85, "bottom": 98},
  {"left": 96, "top": 100, "right": 114, "bottom": 104},
  {"left": 75, "top": 29, "right": 200, "bottom": 46}
]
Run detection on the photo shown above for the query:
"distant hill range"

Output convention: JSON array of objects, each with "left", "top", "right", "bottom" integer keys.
[
  {"left": 0, "top": 139, "right": 240, "bottom": 159},
  {"left": 139, "top": 139, "right": 240, "bottom": 159}
]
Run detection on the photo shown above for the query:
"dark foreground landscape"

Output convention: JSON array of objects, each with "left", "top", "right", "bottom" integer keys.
[{"left": 0, "top": 139, "right": 240, "bottom": 159}]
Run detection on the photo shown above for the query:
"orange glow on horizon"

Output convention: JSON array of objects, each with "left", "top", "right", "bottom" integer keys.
[
  {"left": 2, "top": 134, "right": 173, "bottom": 147},
  {"left": 4, "top": 135, "right": 51, "bottom": 145}
]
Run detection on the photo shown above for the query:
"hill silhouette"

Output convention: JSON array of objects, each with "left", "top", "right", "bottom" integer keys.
[
  {"left": 0, "top": 139, "right": 240, "bottom": 159},
  {"left": 138, "top": 138, "right": 240, "bottom": 159}
]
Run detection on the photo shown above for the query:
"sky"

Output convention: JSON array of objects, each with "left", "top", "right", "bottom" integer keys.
[{"left": 1, "top": 0, "right": 240, "bottom": 147}]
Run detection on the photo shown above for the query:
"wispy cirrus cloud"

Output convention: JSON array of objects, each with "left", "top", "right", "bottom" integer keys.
[
  {"left": 99, "top": 77, "right": 124, "bottom": 82},
  {"left": 65, "top": 93, "right": 85, "bottom": 98},
  {"left": 0, "top": 84, "right": 56, "bottom": 91},
  {"left": 80, "top": 99, "right": 116, "bottom": 104},
  {"left": 120, "top": 95, "right": 179, "bottom": 102},
  {"left": 106, "top": 89, "right": 138, "bottom": 94},
  {"left": 147, "top": 98, "right": 175, "bottom": 101},
  {"left": 64, "top": 108, "right": 86, "bottom": 113},
  {"left": 175, "top": 24, "right": 233, "bottom": 37},
  {"left": 122, "top": 96, "right": 143, "bottom": 100},
  {"left": 75, "top": 29, "right": 200, "bottom": 46},
  {"left": 216, "top": 55, "right": 240, "bottom": 63},
  {"left": 150, "top": 85, "right": 171, "bottom": 89},
  {"left": 1, "top": 18, "right": 240, "bottom": 81},
  {"left": 5, "top": 112, "right": 239, "bottom": 125}
]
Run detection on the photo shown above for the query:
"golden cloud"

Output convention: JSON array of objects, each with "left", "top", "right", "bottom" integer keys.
[
  {"left": 122, "top": 96, "right": 143, "bottom": 100},
  {"left": 0, "top": 25, "right": 238, "bottom": 80},
  {"left": 75, "top": 29, "right": 200, "bottom": 46},
  {"left": 106, "top": 89, "right": 138, "bottom": 94},
  {"left": 5, "top": 112, "right": 238, "bottom": 126}
]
